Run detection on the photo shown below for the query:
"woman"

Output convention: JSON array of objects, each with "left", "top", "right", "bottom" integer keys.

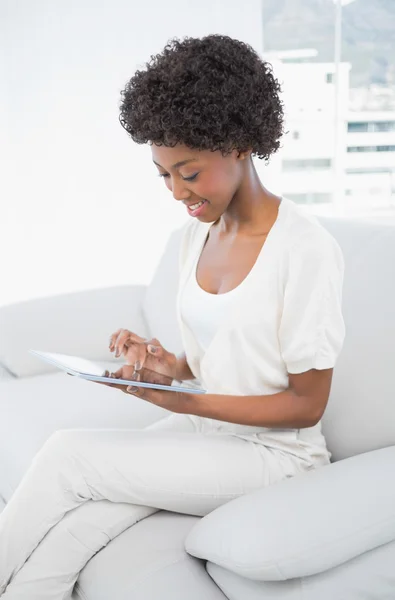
[{"left": 0, "top": 34, "right": 345, "bottom": 597}]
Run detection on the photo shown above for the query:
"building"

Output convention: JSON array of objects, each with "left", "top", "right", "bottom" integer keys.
[
  {"left": 345, "top": 110, "right": 395, "bottom": 207},
  {"left": 257, "top": 51, "right": 395, "bottom": 212}
]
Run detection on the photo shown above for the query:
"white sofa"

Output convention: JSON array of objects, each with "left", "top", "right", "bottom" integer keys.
[{"left": 1, "top": 213, "right": 395, "bottom": 599}]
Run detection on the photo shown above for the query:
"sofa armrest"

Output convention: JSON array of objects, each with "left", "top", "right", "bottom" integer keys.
[
  {"left": 0, "top": 285, "right": 148, "bottom": 378},
  {"left": 185, "top": 446, "right": 395, "bottom": 581}
]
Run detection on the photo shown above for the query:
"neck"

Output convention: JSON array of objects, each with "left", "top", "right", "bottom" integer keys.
[{"left": 220, "top": 158, "right": 280, "bottom": 235}]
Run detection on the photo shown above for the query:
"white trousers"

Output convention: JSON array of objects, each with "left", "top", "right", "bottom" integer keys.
[{"left": 0, "top": 413, "right": 315, "bottom": 599}]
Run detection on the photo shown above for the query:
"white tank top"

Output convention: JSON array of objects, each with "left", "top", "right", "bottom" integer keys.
[{"left": 180, "top": 250, "right": 242, "bottom": 353}]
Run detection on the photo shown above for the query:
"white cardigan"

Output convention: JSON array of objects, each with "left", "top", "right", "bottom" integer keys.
[{"left": 176, "top": 197, "right": 346, "bottom": 466}]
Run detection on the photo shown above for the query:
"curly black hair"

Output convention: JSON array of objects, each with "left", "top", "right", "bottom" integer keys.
[{"left": 119, "top": 34, "right": 284, "bottom": 161}]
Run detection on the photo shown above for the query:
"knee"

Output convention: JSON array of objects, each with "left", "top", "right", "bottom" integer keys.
[
  {"left": 32, "top": 430, "right": 93, "bottom": 499},
  {"left": 36, "top": 429, "right": 86, "bottom": 463}
]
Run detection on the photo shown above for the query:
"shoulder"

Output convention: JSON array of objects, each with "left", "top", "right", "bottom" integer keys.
[
  {"left": 282, "top": 198, "right": 344, "bottom": 260},
  {"left": 280, "top": 198, "right": 345, "bottom": 274}
]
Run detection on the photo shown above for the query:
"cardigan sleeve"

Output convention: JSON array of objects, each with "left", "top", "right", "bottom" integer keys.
[{"left": 278, "top": 231, "right": 346, "bottom": 374}]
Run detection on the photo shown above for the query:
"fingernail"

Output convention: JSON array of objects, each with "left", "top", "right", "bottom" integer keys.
[
  {"left": 134, "top": 360, "right": 141, "bottom": 371},
  {"left": 126, "top": 386, "right": 138, "bottom": 393},
  {"left": 148, "top": 345, "right": 157, "bottom": 353}
]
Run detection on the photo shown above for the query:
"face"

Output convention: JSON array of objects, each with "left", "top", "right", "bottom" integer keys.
[{"left": 151, "top": 143, "right": 249, "bottom": 223}]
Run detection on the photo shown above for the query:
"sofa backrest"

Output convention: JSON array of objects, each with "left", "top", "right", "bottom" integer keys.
[
  {"left": 316, "top": 216, "right": 395, "bottom": 461},
  {"left": 143, "top": 215, "right": 395, "bottom": 462}
]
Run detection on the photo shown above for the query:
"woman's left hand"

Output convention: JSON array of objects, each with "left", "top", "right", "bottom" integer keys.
[
  {"left": 126, "top": 384, "right": 193, "bottom": 414},
  {"left": 99, "top": 370, "right": 194, "bottom": 414}
]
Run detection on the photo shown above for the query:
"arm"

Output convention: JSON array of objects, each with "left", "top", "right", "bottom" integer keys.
[
  {"left": 186, "top": 367, "right": 333, "bottom": 428},
  {"left": 131, "top": 367, "right": 333, "bottom": 428}
]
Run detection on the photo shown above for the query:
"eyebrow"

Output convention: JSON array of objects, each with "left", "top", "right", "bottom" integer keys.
[{"left": 152, "top": 158, "right": 198, "bottom": 170}]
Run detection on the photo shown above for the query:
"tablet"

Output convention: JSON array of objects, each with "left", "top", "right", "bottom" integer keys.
[{"left": 29, "top": 350, "right": 206, "bottom": 394}]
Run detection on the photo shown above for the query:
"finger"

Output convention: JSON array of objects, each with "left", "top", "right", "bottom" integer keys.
[
  {"left": 138, "top": 365, "right": 173, "bottom": 386},
  {"left": 123, "top": 340, "right": 148, "bottom": 372},
  {"left": 115, "top": 330, "right": 146, "bottom": 358},
  {"left": 131, "top": 370, "right": 141, "bottom": 382},
  {"left": 94, "top": 376, "right": 117, "bottom": 389},
  {"left": 145, "top": 337, "right": 165, "bottom": 359},
  {"left": 125, "top": 385, "right": 166, "bottom": 405},
  {"left": 114, "top": 329, "right": 130, "bottom": 357},
  {"left": 147, "top": 343, "right": 160, "bottom": 356},
  {"left": 98, "top": 370, "right": 116, "bottom": 387},
  {"left": 133, "top": 342, "right": 148, "bottom": 371},
  {"left": 125, "top": 385, "right": 152, "bottom": 401},
  {"left": 146, "top": 341, "right": 171, "bottom": 368},
  {"left": 126, "top": 385, "right": 140, "bottom": 395},
  {"left": 108, "top": 367, "right": 124, "bottom": 379},
  {"left": 148, "top": 337, "right": 171, "bottom": 359},
  {"left": 108, "top": 329, "right": 122, "bottom": 351}
]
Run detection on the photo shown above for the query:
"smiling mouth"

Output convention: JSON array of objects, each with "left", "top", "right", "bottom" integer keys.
[{"left": 188, "top": 200, "right": 206, "bottom": 210}]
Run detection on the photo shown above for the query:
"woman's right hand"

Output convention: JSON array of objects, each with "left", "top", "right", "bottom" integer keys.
[{"left": 107, "top": 329, "right": 177, "bottom": 386}]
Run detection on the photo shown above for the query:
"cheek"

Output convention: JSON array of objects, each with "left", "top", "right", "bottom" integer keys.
[{"left": 199, "top": 174, "right": 233, "bottom": 201}]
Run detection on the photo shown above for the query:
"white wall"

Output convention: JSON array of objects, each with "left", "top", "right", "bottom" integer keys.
[{"left": 0, "top": 0, "right": 263, "bottom": 306}]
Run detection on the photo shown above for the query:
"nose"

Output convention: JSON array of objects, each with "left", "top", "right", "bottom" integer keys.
[{"left": 169, "top": 177, "right": 191, "bottom": 202}]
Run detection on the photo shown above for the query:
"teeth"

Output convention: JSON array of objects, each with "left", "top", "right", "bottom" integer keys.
[{"left": 189, "top": 201, "right": 204, "bottom": 210}]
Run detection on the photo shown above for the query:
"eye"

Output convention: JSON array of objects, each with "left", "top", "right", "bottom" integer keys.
[{"left": 158, "top": 173, "right": 199, "bottom": 182}]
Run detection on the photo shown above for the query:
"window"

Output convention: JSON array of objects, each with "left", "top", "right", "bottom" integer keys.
[
  {"left": 348, "top": 122, "right": 369, "bottom": 133},
  {"left": 374, "top": 121, "right": 395, "bottom": 132},
  {"left": 346, "top": 168, "right": 392, "bottom": 174},
  {"left": 347, "top": 145, "right": 395, "bottom": 153},
  {"left": 283, "top": 158, "right": 332, "bottom": 171},
  {"left": 348, "top": 121, "right": 395, "bottom": 133}
]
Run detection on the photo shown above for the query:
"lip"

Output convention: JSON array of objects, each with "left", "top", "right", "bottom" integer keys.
[{"left": 186, "top": 200, "right": 207, "bottom": 217}]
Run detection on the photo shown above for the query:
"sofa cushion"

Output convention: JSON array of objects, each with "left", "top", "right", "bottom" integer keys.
[
  {"left": 185, "top": 446, "right": 395, "bottom": 581},
  {"left": 72, "top": 512, "right": 226, "bottom": 600},
  {"left": 0, "top": 370, "right": 167, "bottom": 501},
  {"left": 207, "top": 563, "right": 301, "bottom": 600},
  {"left": 207, "top": 539, "right": 395, "bottom": 600}
]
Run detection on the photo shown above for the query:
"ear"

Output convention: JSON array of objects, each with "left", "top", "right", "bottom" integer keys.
[{"left": 237, "top": 149, "right": 252, "bottom": 161}]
